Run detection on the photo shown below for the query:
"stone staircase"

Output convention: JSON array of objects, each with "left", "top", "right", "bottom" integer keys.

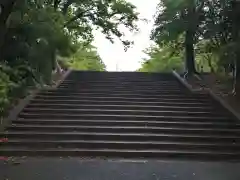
[{"left": 1, "top": 71, "right": 240, "bottom": 161}]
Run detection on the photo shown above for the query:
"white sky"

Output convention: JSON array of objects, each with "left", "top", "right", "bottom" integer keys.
[{"left": 92, "top": 0, "right": 159, "bottom": 71}]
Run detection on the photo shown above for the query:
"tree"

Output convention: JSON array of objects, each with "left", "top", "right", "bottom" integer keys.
[
  {"left": 151, "top": 0, "right": 205, "bottom": 74},
  {"left": 0, "top": 0, "right": 138, "bottom": 115},
  {"left": 62, "top": 44, "right": 106, "bottom": 71},
  {"left": 138, "top": 42, "right": 184, "bottom": 72},
  {"left": 0, "top": 0, "right": 138, "bottom": 80},
  {"left": 52, "top": 0, "right": 139, "bottom": 49},
  {"left": 195, "top": 40, "right": 219, "bottom": 73},
  {"left": 200, "top": 0, "right": 240, "bottom": 94},
  {"left": 0, "top": 0, "right": 17, "bottom": 51}
]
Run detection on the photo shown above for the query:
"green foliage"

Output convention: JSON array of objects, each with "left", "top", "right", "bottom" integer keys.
[
  {"left": 151, "top": 0, "right": 204, "bottom": 42},
  {"left": 151, "top": 0, "right": 205, "bottom": 73},
  {"left": 0, "top": 69, "right": 10, "bottom": 115},
  {"left": 54, "top": 0, "right": 139, "bottom": 49},
  {"left": 61, "top": 45, "right": 106, "bottom": 71},
  {"left": 0, "top": 62, "right": 36, "bottom": 116},
  {"left": 138, "top": 39, "right": 218, "bottom": 74},
  {"left": 149, "top": 0, "right": 240, "bottom": 93},
  {"left": 138, "top": 43, "right": 184, "bottom": 72},
  {"left": 0, "top": 0, "right": 139, "bottom": 116}
]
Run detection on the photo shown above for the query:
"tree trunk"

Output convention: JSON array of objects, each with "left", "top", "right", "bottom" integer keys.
[
  {"left": 0, "top": 0, "right": 17, "bottom": 59},
  {"left": 185, "top": 29, "right": 196, "bottom": 74},
  {"left": 235, "top": 58, "right": 240, "bottom": 96},
  {"left": 206, "top": 55, "right": 214, "bottom": 73},
  {"left": 231, "top": 1, "right": 240, "bottom": 95},
  {"left": 184, "top": 3, "right": 197, "bottom": 76}
]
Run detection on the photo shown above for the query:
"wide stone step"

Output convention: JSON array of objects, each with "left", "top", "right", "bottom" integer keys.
[
  {"left": 57, "top": 85, "right": 182, "bottom": 89},
  {"left": 63, "top": 79, "right": 177, "bottom": 83},
  {"left": 59, "top": 81, "right": 184, "bottom": 86},
  {"left": 2, "top": 140, "right": 240, "bottom": 152},
  {"left": 36, "top": 93, "right": 208, "bottom": 99},
  {"left": 33, "top": 95, "right": 213, "bottom": 103},
  {"left": 40, "top": 90, "right": 187, "bottom": 96},
  {"left": 64, "top": 77, "right": 177, "bottom": 81},
  {"left": 29, "top": 99, "right": 214, "bottom": 106},
  {"left": 58, "top": 84, "right": 181, "bottom": 89},
  {"left": 65, "top": 79, "right": 177, "bottom": 82},
  {"left": 13, "top": 119, "right": 240, "bottom": 129},
  {"left": 1, "top": 147, "right": 240, "bottom": 160},
  {"left": 60, "top": 80, "right": 178, "bottom": 84},
  {"left": 21, "top": 108, "right": 229, "bottom": 117},
  {"left": 18, "top": 113, "right": 232, "bottom": 122},
  {"left": 65, "top": 76, "right": 176, "bottom": 80},
  {"left": 2, "top": 132, "right": 240, "bottom": 143},
  {"left": 65, "top": 77, "right": 177, "bottom": 80},
  {"left": 25, "top": 104, "right": 218, "bottom": 112},
  {"left": 43, "top": 89, "right": 186, "bottom": 94},
  {"left": 66, "top": 75, "right": 175, "bottom": 79},
  {"left": 6, "top": 125, "right": 240, "bottom": 136}
]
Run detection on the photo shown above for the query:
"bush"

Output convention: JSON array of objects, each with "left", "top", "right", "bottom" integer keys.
[
  {"left": 0, "top": 63, "right": 38, "bottom": 116},
  {"left": 0, "top": 69, "right": 11, "bottom": 116}
]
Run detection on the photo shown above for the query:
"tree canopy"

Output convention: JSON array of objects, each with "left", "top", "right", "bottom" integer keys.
[
  {"left": 62, "top": 44, "right": 106, "bottom": 71},
  {"left": 138, "top": 42, "right": 184, "bottom": 72},
  {"left": 147, "top": 0, "right": 240, "bottom": 94},
  {"left": 151, "top": 0, "right": 205, "bottom": 74},
  {"left": 0, "top": 0, "right": 139, "bottom": 116}
]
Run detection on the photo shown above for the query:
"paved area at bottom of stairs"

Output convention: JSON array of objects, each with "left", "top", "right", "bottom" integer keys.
[{"left": 1, "top": 158, "right": 240, "bottom": 180}]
